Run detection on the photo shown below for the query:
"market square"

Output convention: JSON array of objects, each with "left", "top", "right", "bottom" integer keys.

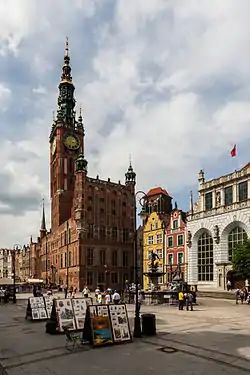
[{"left": 1, "top": 297, "right": 250, "bottom": 375}]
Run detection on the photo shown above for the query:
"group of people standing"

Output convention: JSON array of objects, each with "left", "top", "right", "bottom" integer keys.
[
  {"left": 94, "top": 287, "right": 121, "bottom": 305},
  {"left": 178, "top": 290, "right": 194, "bottom": 311},
  {"left": 235, "top": 287, "right": 250, "bottom": 304}
]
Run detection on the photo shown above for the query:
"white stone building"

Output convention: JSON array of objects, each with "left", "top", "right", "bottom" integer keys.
[
  {"left": 0, "top": 249, "right": 13, "bottom": 281},
  {"left": 187, "top": 164, "right": 250, "bottom": 290}
]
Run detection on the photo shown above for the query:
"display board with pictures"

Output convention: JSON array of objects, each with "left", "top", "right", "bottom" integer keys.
[
  {"left": 72, "top": 298, "right": 87, "bottom": 329},
  {"left": 43, "top": 295, "right": 53, "bottom": 318},
  {"left": 88, "top": 305, "right": 113, "bottom": 347},
  {"left": 54, "top": 298, "right": 76, "bottom": 332},
  {"left": 109, "top": 304, "right": 131, "bottom": 343},
  {"left": 28, "top": 297, "right": 48, "bottom": 320}
]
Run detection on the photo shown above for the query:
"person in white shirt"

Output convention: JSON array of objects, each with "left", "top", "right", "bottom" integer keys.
[
  {"left": 97, "top": 293, "right": 103, "bottom": 304},
  {"left": 82, "top": 286, "right": 89, "bottom": 298},
  {"left": 112, "top": 291, "right": 120, "bottom": 305},
  {"left": 105, "top": 292, "right": 111, "bottom": 305}
]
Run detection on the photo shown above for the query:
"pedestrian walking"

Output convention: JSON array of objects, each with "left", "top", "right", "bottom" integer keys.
[{"left": 112, "top": 290, "right": 121, "bottom": 305}]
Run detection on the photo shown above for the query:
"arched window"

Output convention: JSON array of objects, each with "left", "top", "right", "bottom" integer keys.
[
  {"left": 228, "top": 227, "right": 246, "bottom": 261},
  {"left": 198, "top": 232, "right": 214, "bottom": 281}
]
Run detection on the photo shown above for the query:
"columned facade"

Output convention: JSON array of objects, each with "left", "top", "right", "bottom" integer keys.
[{"left": 187, "top": 165, "right": 250, "bottom": 290}]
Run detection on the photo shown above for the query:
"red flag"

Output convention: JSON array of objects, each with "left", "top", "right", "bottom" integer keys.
[{"left": 231, "top": 144, "right": 236, "bottom": 157}]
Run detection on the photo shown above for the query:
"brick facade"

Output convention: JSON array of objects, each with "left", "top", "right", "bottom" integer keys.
[{"left": 27, "top": 41, "right": 136, "bottom": 292}]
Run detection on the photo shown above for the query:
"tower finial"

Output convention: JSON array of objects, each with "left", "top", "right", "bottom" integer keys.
[{"left": 65, "top": 36, "right": 69, "bottom": 58}]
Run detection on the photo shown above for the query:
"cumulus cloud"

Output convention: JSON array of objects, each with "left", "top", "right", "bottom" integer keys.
[{"left": 0, "top": 0, "right": 250, "bottom": 246}]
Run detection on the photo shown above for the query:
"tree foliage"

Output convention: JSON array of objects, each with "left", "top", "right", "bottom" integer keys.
[{"left": 231, "top": 236, "right": 250, "bottom": 280}]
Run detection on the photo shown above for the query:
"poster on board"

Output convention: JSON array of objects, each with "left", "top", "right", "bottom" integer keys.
[
  {"left": 54, "top": 299, "right": 76, "bottom": 332},
  {"left": 72, "top": 298, "right": 87, "bottom": 329},
  {"left": 89, "top": 305, "right": 113, "bottom": 347},
  {"left": 29, "top": 297, "right": 48, "bottom": 320},
  {"left": 109, "top": 304, "right": 131, "bottom": 343},
  {"left": 44, "top": 295, "right": 53, "bottom": 318}
]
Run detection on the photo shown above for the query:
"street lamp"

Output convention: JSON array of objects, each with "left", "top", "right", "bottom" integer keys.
[
  {"left": 12, "top": 244, "right": 22, "bottom": 303},
  {"left": 45, "top": 233, "right": 48, "bottom": 286},
  {"left": 133, "top": 190, "right": 147, "bottom": 338},
  {"left": 23, "top": 245, "right": 30, "bottom": 279},
  {"left": 66, "top": 221, "right": 69, "bottom": 289}
]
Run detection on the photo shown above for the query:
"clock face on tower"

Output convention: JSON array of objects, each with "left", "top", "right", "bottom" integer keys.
[
  {"left": 52, "top": 138, "right": 56, "bottom": 155},
  {"left": 63, "top": 134, "right": 80, "bottom": 150}
]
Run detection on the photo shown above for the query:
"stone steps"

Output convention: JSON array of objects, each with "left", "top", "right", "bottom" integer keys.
[{"left": 197, "top": 291, "right": 235, "bottom": 300}]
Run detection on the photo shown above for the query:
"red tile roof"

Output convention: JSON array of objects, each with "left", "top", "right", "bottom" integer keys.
[{"left": 146, "top": 187, "right": 172, "bottom": 198}]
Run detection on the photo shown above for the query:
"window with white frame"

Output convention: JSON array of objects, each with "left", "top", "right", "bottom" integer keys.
[
  {"left": 155, "top": 222, "right": 158, "bottom": 230},
  {"left": 177, "top": 235, "right": 183, "bottom": 246},
  {"left": 173, "top": 220, "right": 178, "bottom": 229},
  {"left": 178, "top": 252, "right": 184, "bottom": 264},
  {"left": 156, "top": 249, "right": 163, "bottom": 258},
  {"left": 168, "top": 253, "right": 173, "bottom": 264},
  {"left": 156, "top": 234, "right": 162, "bottom": 244},
  {"left": 168, "top": 236, "right": 173, "bottom": 247},
  {"left": 148, "top": 235, "right": 153, "bottom": 245}
]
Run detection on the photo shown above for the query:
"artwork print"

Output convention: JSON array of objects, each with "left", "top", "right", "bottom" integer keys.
[
  {"left": 72, "top": 298, "right": 87, "bottom": 329},
  {"left": 55, "top": 299, "right": 76, "bottom": 332},
  {"left": 109, "top": 304, "right": 131, "bottom": 342}
]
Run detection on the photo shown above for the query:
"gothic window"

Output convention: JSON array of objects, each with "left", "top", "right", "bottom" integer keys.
[
  {"left": 122, "top": 251, "right": 128, "bottom": 267},
  {"left": 100, "top": 249, "right": 106, "bottom": 266},
  {"left": 88, "top": 224, "right": 94, "bottom": 239},
  {"left": 112, "top": 227, "right": 117, "bottom": 241},
  {"left": 87, "top": 271, "right": 93, "bottom": 286},
  {"left": 197, "top": 231, "right": 213, "bottom": 282},
  {"left": 86, "top": 248, "right": 94, "bottom": 266},
  {"left": 228, "top": 227, "right": 246, "bottom": 261},
  {"left": 112, "top": 250, "right": 118, "bottom": 266},
  {"left": 100, "top": 226, "right": 106, "bottom": 239}
]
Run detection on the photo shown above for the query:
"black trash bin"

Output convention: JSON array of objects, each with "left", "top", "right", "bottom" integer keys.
[{"left": 142, "top": 314, "right": 156, "bottom": 336}]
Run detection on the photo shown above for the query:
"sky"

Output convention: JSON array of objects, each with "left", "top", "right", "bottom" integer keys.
[{"left": 1, "top": 0, "right": 250, "bottom": 247}]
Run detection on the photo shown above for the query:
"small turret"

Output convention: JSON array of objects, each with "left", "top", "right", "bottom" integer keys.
[
  {"left": 75, "top": 153, "right": 88, "bottom": 174},
  {"left": 77, "top": 107, "right": 84, "bottom": 132},
  {"left": 125, "top": 160, "right": 136, "bottom": 186}
]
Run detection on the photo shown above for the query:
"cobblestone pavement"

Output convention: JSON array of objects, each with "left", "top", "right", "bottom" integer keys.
[{"left": 1, "top": 298, "right": 250, "bottom": 374}]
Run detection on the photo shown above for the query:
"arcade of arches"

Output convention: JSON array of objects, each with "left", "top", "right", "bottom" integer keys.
[{"left": 197, "top": 226, "right": 246, "bottom": 284}]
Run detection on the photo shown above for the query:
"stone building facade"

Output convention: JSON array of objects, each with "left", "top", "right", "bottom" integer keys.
[
  {"left": 29, "top": 40, "right": 136, "bottom": 291},
  {"left": 0, "top": 249, "right": 13, "bottom": 281},
  {"left": 187, "top": 165, "right": 250, "bottom": 290}
]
